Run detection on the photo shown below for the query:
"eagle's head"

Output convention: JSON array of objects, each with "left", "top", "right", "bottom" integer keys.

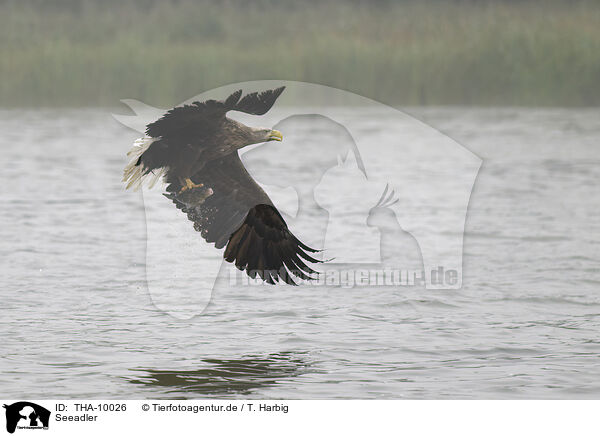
[
  {"left": 225, "top": 119, "right": 283, "bottom": 151},
  {"left": 249, "top": 127, "right": 283, "bottom": 144}
]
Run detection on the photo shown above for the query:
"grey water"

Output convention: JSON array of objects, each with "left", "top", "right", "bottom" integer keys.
[{"left": 1, "top": 107, "right": 599, "bottom": 399}]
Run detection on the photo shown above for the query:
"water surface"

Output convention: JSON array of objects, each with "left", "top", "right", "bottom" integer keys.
[{"left": 1, "top": 107, "right": 599, "bottom": 399}]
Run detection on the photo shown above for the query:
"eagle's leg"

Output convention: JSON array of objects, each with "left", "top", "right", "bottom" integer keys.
[{"left": 179, "top": 177, "right": 204, "bottom": 194}]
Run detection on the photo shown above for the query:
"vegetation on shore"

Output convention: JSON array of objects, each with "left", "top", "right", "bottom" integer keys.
[{"left": 1, "top": 0, "right": 599, "bottom": 107}]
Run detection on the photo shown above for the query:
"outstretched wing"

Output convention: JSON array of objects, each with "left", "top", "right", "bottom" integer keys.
[
  {"left": 164, "top": 152, "right": 321, "bottom": 285},
  {"left": 231, "top": 86, "right": 286, "bottom": 115},
  {"left": 126, "top": 87, "right": 286, "bottom": 190},
  {"left": 145, "top": 89, "right": 243, "bottom": 138},
  {"left": 145, "top": 86, "right": 285, "bottom": 138}
]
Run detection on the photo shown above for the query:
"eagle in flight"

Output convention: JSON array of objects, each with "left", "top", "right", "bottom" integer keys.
[{"left": 123, "top": 87, "right": 321, "bottom": 285}]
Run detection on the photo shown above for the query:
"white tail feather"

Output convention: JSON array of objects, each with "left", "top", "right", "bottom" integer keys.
[{"left": 122, "top": 137, "right": 166, "bottom": 191}]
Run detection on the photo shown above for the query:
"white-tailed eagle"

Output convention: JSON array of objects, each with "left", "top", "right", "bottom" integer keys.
[{"left": 123, "top": 87, "right": 320, "bottom": 285}]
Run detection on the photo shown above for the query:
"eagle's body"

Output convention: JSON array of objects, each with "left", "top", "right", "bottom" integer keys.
[{"left": 123, "top": 87, "right": 321, "bottom": 285}]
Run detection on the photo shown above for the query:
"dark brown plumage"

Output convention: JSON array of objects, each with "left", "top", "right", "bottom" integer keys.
[{"left": 123, "top": 87, "right": 321, "bottom": 285}]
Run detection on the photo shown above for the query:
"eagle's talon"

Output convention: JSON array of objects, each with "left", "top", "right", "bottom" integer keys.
[{"left": 179, "top": 178, "right": 204, "bottom": 194}]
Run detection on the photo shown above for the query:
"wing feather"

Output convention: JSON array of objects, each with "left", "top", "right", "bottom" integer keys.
[
  {"left": 145, "top": 87, "right": 284, "bottom": 139},
  {"left": 232, "top": 86, "right": 286, "bottom": 116}
]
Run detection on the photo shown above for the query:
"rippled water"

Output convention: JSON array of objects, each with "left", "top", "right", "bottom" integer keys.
[{"left": 1, "top": 107, "right": 599, "bottom": 399}]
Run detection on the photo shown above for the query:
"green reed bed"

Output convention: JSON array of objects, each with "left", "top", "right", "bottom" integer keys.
[{"left": 1, "top": 0, "right": 599, "bottom": 107}]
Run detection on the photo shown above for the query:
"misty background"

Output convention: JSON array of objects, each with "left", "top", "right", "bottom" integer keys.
[{"left": 1, "top": 0, "right": 599, "bottom": 107}]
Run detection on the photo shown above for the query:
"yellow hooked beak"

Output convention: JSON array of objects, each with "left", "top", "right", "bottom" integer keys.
[{"left": 267, "top": 130, "right": 283, "bottom": 141}]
